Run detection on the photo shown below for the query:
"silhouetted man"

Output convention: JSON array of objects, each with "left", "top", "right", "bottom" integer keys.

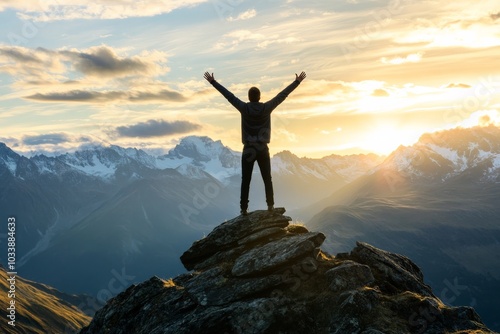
[{"left": 204, "top": 71, "right": 306, "bottom": 215}]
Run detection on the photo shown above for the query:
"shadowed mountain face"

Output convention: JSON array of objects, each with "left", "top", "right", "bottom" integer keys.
[
  {"left": 79, "top": 209, "right": 493, "bottom": 334},
  {"left": 0, "top": 265, "right": 90, "bottom": 334},
  {"left": 305, "top": 125, "right": 500, "bottom": 331},
  {"left": 20, "top": 170, "right": 238, "bottom": 295}
]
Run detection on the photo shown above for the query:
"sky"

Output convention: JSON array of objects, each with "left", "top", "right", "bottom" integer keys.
[{"left": 0, "top": 0, "right": 500, "bottom": 158}]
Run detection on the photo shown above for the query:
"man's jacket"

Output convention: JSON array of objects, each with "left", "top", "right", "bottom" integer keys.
[{"left": 211, "top": 79, "right": 300, "bottom": 144}]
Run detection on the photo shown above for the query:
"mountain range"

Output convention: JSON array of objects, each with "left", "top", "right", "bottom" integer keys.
[
  {"left": 305, "top": 125, "right": 500, "bottom": 330},
  {"left": 0, "top": 136, "right": 381, "bottom": 297}
]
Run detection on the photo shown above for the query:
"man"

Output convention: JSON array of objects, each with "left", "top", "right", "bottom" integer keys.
[{"left": 204, "top": 71, "right": 306, "bottom": 215}]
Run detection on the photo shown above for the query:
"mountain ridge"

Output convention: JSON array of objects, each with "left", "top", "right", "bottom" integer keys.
[
  {"left": 303, "top": 125, "right": 500, "bottom": 330},
  {"left": 1, "top": 135, "right": 383, "bottom": 183}
]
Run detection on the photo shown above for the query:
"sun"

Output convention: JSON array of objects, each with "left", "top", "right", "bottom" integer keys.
[{"left": 358, "top": 124, "right": 421, "bottom": 155}]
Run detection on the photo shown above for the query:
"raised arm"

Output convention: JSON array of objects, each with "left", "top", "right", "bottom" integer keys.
[
  {"left": 204, "top": 71, "right": 246, "bottom": 112},
  {"left": 265, "top": 71, "right": 306, "bottom": 111}
]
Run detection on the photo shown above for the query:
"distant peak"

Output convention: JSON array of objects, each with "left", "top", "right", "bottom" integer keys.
[
  {"left": 274, "top": 150, "right": 297, "bottom": 158},
  {"left": 175, "top": 136, "right": 225, "bottom": 151},
  {"left": 166, "top": 135, "right": 230, "bottom": 162},
  {"left": 0, "top": 142, "right": 19, "bottom": 158}
]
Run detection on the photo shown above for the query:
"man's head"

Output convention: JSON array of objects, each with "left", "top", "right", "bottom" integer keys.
[{"left": 248, "top": 86, "right": 260, "bottom": 102}]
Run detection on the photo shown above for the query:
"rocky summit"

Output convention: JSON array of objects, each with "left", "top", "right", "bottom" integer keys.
[{"left": 79, "top": 208, "right": 494, "bottom": 334}]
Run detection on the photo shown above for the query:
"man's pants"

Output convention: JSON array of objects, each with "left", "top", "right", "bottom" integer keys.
[{"left": 240, "top": 143, "right": 274, "bottom": 211}]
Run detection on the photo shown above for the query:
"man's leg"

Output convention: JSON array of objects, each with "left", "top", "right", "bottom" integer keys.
[
  {"left": 256, "top": 145, "right": 274, "bottom": 209},
  {"left": 241, "top": 145, "right": 256, "bottom": 213}
]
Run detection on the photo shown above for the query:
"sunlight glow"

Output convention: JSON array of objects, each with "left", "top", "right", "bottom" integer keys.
[
  {"left": 358, "top": 124, "right": 421, "bottom": 155},
  {"left": 459, "top": 109, "right": 500, "bottom": 128}
]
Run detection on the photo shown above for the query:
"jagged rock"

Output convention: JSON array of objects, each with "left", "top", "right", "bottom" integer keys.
[
  {"left": 180, "top": 208, "right": 291, "bottom": 270},
  {"left": 232, "top": 231, "right": 325, "bottom": 277},
  {"left": 80, "top": 210, "right": 495, "bottom": 334},
  {"left": 184, "top": 267, "right": 283, "bottom": 306},
  {"left": 349, "top": 241, "right": 434, "bottom": 297},
  {"left": 325, "top": 260, "right": 374, "bottom": 292},
  {"left": 237, "top": 226, "right": 287, "bottom": 245}
]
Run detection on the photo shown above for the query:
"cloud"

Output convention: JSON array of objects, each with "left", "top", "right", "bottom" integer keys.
[
  {"left": 0, "top": 45, "right": 169, "bottom": 85},
  {"left": 63, "top": 46, "right": 168, "bottom": 78},
  {"left": 0, "top": 46, "right": 43, "bottom": 64},
  {"left": 65, "top": 47, "right": 151, "bottom": 77},
  {"left": 26, "top": 90, "right": 123, "bottom": 102},
  {"left": 0, "top": 137, "right": 21, "bottom": 148},
  {"left": 0, "top": 45, "right": 65, "bottom": 79},
  {"left": 214, "top": 29, "right": 301, "bottom": 51},
  {"left": 372, "top": 89, "right": 389, "bottom": 97},
  {"left": 446, "top": 83, "right": 471, "bottom": 89},
  {"left": 115, "top": 120, "right": 201, "bottom": 138},
  {"left": 26, "top": 88, "right": 188, "bottom": 103},
  {"left": 3, "top": 0, "right": 208, "bottom": 21},
  {"left": 23, "top": 133, "right": 71, "bottom": 145},
  {"left": 0, "top": 0, "right": 39, "bottom": 12},
  {"left": 228, "top": 9, "right": 257, "bottom": 22},
  {"left": 394, "top": 15, "right": 500, "bottom": 48},
  {"left": 128, "top": 90, "right": 187, "bottom": 102},
  {"left": 459, "top": 109, "right": 500, "bottom": 128},
  {"left": 381, "top": 53, "right": 423, "bottom": 65},
  {"left": 274, "top": 128, "right": 297, "bottom": 143}
]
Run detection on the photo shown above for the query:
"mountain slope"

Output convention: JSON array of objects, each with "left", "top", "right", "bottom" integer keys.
[
  {"left": 305, "top": 125, "right": 500, "bottom": 330},
  {"left": 0, "top": 265, "right": 90, "bottom": 334},
  {"left": 21, "top": 169, "right": 238, "bottom": 295}
]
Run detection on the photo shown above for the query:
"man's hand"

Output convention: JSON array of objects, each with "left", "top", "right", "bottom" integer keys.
[
  {"left": 295, "top": 71, "right": 306, "bottom": 83},
  {"left": 204, "top": 72, "right": 215, "bottom": 83}
]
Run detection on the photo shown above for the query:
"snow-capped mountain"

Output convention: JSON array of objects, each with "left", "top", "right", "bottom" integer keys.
[
  {"left": 381, "top": 125, "right": 500, "bottom": 183},
  {"left": 55, "top": 145, "right": 158, "bottom": 179},
  {"left": 4, "top": 136, "right": 240, "bottom": 182},
  {"left": 0, "top": 142, "right": 21, "bottom": 174},
  {"left": 157, "top": 136, "right": 240, "bottom": 181},
  {"left": 2, "top": 135, "right": 382, "bottom": 199},
  {"left": 272, "top": 150, "right": 383, "bottom": 183}
]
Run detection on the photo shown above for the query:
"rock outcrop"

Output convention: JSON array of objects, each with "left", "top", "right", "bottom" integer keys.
[{"left": 79, "top": 209, "right": 494, "bottom": 334}]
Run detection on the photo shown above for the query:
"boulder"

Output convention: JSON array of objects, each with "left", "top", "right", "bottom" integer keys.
[
  {"left": 232, "top": 231, "right": 325, "bottom": 277},
  {"left": 180, "top": 208, "right": 291, "bottom": 270},
  {"left": 325, "top": 260, "right": 374, "bottom": 292}
]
